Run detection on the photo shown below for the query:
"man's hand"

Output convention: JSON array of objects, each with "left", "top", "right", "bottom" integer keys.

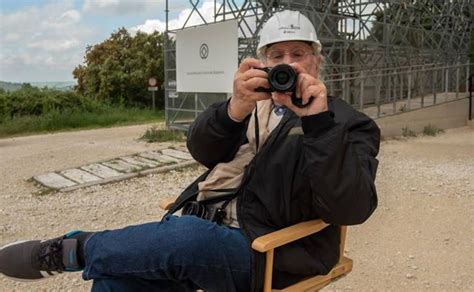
[
  {"left": 229, "top": 58, "right": 272, "bottom": 121},
  {"left": 272, "top": 63, "right": 328, "bottom": 117}
]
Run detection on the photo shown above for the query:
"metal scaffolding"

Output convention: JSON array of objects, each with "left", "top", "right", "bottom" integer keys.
[{"left": 164, "top": 0, "right": 473, "bottom": 129}]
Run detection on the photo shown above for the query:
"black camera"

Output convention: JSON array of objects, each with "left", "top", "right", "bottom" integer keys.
[
  {"left": 255, "top": 64, "right": 311, "bottom": 107},
  {"left": 181, "top": 201, "right": 226, "bottom": 224}
]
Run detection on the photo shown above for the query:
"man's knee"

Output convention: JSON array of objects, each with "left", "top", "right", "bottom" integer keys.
[{"left": 161, "top": 215, "right": 224, "bottom": 259}]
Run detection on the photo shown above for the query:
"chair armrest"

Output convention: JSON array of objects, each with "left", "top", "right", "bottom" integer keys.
[
  {"left": 159, "top": 197, "right": 177, "bottom": 211},
  {"left": 251, "top": 219, "right": 329, "bottom": 252}
]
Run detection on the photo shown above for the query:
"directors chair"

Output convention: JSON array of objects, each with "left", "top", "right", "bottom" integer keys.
[{"left": 159, "top": 197, "right": 352, "bottom": 291}]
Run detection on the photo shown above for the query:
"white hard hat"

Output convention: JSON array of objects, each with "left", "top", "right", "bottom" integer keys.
[{"left": 257, "top": 10, "right": 322, "bottom": 58}]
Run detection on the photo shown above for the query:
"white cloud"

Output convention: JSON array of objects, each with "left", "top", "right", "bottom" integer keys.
[
  {"left": 129, "top": 0, "right": 219, "bottom": 34},
  {"left": 58, "top": 10, "right": 81, "bottom": 24},
  {"left": 0, "top": 1, "right": 93, "bottom": 81},
  {"left": 82, "top": 0, "right": 164, "bottom": 15},
  {"left": 28, "top": 39, "right": 81, "bottom": 52}
]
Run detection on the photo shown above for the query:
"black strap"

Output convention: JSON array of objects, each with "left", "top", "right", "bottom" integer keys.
[
  {"left": 200, "top": 162, "right": 255, "bottom": 209},
  {"left": 254, "top": 104, "right": 259, "bottom": 152}
]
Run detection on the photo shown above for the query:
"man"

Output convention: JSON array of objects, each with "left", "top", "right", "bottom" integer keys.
[{"left": 0, "top": 10, "right": 380, "bottom": 291}]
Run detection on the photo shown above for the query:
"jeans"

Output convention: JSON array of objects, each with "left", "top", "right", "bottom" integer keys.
[{"left": 82, "top": 215, "right": 252, "bottom": 292}]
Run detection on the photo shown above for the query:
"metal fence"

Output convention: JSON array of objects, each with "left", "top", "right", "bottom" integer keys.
[{"left": 325, "top": 62, "right": 472, "bottom": 118}]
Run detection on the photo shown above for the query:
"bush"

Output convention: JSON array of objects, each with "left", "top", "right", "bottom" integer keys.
[
  {"left": 0, "top": 84, "right": 102, "bottom": 119},
  {"left": 0, "top": 106, "right": 163, "bottom": 137},
  {"left": 0, "top": 84, "right": 165, "bottom": 137},
  {"left": 423, "top": 124, "right": 444, "bottom": 136},
  {"left": 402, "top": 127, "right": 417, "bottom": 137},
  {"left": 139, "top": 126, "right": 186, "bottom": 143}
]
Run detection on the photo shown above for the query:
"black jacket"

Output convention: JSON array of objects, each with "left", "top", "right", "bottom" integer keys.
[{"left": 169, "top": 96, "right": 380, "bottom": 291}]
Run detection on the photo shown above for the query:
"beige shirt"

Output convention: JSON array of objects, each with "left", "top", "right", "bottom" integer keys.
[{"left": 197, "top": 100, "right": 284, "bottom": 227}]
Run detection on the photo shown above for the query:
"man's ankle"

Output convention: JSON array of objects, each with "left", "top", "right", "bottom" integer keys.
[{"left": 65, "top": 231, "right": 93, "bottom": 267}]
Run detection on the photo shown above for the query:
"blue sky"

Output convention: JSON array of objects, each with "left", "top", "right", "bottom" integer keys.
[{"left": 0, "top": 0, "right": 216, "bottom": 82}]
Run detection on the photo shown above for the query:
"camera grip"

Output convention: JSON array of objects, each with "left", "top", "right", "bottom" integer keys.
[
  {"left": 291, "top": 94, "right": 314, "bottom": 108},
  {"left": 255, "top": 86, "right": 271, "bottom": 93}
]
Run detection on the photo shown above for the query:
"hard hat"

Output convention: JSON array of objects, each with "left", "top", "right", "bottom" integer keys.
[{"left": 257, "top": 10, "right": 322, "bottom": 58}]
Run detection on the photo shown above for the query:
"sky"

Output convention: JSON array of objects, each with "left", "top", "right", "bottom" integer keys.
[{"left": 0, "top": 0, "right": 219, "bottom": 82}]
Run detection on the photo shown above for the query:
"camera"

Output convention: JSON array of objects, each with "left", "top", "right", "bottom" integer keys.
[
  {"left": 255, "top": 64, "right": 311, "bottom": 107},
  {"left": 259, "top": 64, "right": 297, "bottom": 92},
  {"left": 181, "top": 201, "right": 226, "bottom": 224}
]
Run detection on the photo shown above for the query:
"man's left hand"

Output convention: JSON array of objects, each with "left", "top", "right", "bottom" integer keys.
[{"left": 272, "top": 63, "right": 328, "bottom": 117}]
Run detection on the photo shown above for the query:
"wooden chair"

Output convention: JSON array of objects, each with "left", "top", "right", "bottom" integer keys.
[{"left": 159, "top": 198, "right": 353, "bottom": 291}]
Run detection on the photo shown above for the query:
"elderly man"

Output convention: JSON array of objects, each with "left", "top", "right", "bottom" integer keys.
[{"left": 0, "top": 10, "right": 380, "bottom": 292}]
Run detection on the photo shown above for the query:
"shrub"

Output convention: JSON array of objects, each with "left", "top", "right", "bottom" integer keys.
[
  {"left": 139, "top": 126, "right": 186, "bottom": 143},
  {"left": 0, "top": 84, "right": 164, "bottom": 137},
  {"left": 402, "top": 127, "right": 417, "bottom": 137},
  {"left": 0, "top": 84, "right": 102, "bottom": 119},
  {"left": 423, "top": 124, "right": 444, "bottom": 136}
]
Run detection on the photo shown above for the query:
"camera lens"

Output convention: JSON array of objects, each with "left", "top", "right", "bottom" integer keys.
[
  {"left": 275, "top": 71, "right": 290, "bottom": 85},
  {"left": 268, "top": 64, "right": 297, "bottom": 92}
]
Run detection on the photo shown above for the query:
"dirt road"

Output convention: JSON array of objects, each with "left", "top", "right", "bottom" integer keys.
[{"left": 0, "top": 124, "right": 473, "bottom": 291}]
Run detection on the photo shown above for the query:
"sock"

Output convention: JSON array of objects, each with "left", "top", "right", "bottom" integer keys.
[{"left": 65, "top": 231, "right": 93, "bottom": 267}]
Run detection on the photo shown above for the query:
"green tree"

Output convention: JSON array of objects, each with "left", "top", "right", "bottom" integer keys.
[{"left": 73, "top": 28, "right": 164, "bottom": 108}]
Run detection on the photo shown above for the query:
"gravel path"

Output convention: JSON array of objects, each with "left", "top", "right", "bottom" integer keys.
[{"left": 0, "top": 124, "right": 473, "bottom": 291}]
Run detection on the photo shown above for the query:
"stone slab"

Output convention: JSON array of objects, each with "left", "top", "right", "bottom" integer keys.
[
  {"left": 60, "top": 169, "right": 102, "bottom": 184},
  {"left": 102, "top": 160, "right": 141, "bottom": 173},
  {"left": 80, "top": 163, "right": 123, "bottom": 179},
  {"left": 33, "top": 173, "right": 77, "bottom": 189},
  {"left": 133, "top": 156, "right": 162, "bottom": 167},
  {"left": 60, "top": 172, "right": 137, "bottom": 192},
  {"left": 138, "top": 152, "right": 180, "bottom": 164},
  {"left": 31, "top": 147, "right": 197, "bottom": 192},
  {"left": 171, "top": 145, "right": 189, "bottom": 153},
  {"left": 156, "top": 154, "right": 182, "bottom": 164},
  {"left": 161, "top": 149, "right": 193, "bottom": 160},
  {"left": 120, "top": 156, "right": 159, "bottom": 168}
]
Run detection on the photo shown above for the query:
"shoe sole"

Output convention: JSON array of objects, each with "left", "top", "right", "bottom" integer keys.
[{"left": 0, "top": 240, "right": 55, "bottom": 282}]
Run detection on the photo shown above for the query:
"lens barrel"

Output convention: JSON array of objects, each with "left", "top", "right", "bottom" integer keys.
[{"left": 268, "top": 64, "right": 297, "bottom": 92}]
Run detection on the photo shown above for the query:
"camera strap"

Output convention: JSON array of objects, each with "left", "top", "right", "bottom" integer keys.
[
  {"left": 197, "top": 188, "right": 239, "bottom": 206},
  {"left": 198, "top": 160, "right": 255, "bottom": 211},
  {"left": 254, "top": 103, "right": 260, "bottom": 152}
]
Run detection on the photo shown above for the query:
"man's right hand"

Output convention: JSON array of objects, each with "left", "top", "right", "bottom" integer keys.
[{"left": 229, "top": 58, "right": 271, "bottom": 121}]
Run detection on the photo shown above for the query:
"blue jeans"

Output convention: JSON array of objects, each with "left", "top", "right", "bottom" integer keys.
[{"left": 82, "top": 215, "right": 252, "bottom": 292}]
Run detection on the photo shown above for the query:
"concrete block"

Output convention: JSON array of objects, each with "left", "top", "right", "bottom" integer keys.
[
  {"left": 120, "top": 156, "right": 159, "bottom": 168},
  {"left": 138, "top": 152, "right": 180, "bottom": 164},
  {"left": 376, "top": 98, "right": 469, "bottom": 137},
  {"left": 60, "top": 169, "right": 102, "bottom": 184},
  {"left": 102, "top": 160, "right": 142, "bottom": 173},
  {"left": 81, "top": 163, "right": 123, "bottom": 178},
  {"left": 161, "top": 149, "right": 193, "bottom": 160},
  {"left": 133, "top": 156, "right": 162, "bottom": 167},
  {"left": 33, "top": 173, "right": 77, "bottom": 189}
]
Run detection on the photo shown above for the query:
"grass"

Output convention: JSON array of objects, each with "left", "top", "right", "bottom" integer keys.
[
  {"left": 139, "top": 126, "right": 186, "bottom": 143},
  {"left": 0, "top": 107, "right": 164, "bottom": 138},
  {"left": 423, "top": 124, "right": 444, "bottom": 136},
  {"left": 402, "top": 126, "right": 417, "bottom": 137}
]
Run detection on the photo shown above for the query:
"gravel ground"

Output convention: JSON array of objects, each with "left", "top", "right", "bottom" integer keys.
[{"left": 0, "top": 124, "right": 473, "bottom": 291}]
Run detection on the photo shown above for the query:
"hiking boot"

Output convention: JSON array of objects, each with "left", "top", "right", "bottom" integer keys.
[{"left": 0, "top": 231, "right": 83, "bottom": 281}]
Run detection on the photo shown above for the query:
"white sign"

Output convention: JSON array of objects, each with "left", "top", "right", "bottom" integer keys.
[
  {"left": 148, "top": 77, "right": 157, "bottom": 87},
  {"left": 176, "top": 20, "right": 238, "bottom": 93}
]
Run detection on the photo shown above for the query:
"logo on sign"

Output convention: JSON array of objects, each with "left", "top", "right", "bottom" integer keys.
[{"left": 200, "top": 43, "right": 209, "bottom": 59}]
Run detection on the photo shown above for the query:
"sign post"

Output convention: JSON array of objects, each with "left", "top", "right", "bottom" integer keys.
[{"left": 148, "top": 77, "right": 158, "bottom": 111}]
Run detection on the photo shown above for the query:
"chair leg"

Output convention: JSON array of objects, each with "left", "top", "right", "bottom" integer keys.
[{"left": 263, "top": 249, "right": 274, "bottom": 292}]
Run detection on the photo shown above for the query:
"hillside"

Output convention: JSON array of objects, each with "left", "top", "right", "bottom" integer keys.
[
  {"left": 0, "top": 81, "right": 75, "bottom": 91},
  {"left": 0, "top": 81, "right": 22, "bottom": 91}
]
